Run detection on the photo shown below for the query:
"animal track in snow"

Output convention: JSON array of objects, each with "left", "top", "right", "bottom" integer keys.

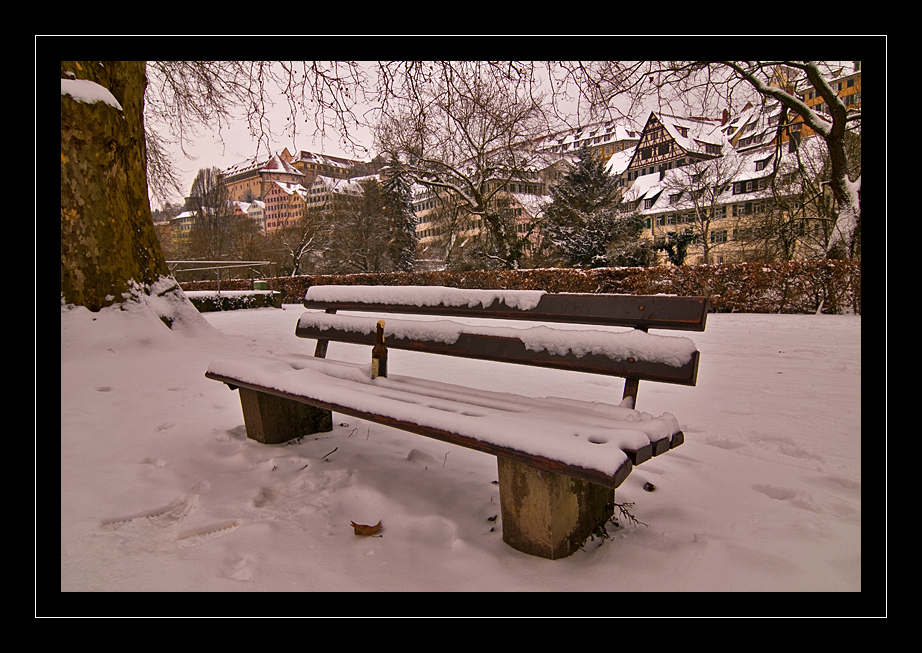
[
  {"left": 101, "top": 495, "right": 196, "bottom": 528},
  {"left": 100, "top": 495, "right": 241, "bottom": 551},
  {"left": 176, "top": 521, "right": 241, "bottom": 547}
]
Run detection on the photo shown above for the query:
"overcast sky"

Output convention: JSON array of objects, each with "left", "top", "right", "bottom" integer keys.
[
  {"left": 152, "top": 60, "right": 858, "bottom": 211},
  {"left": 156, "top": 91, "right": 376, "bottom": 210}
]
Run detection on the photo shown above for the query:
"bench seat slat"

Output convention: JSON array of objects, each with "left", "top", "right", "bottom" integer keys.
[
  {"left": 296, "top": 313, "right": 700, "bottom": 386},
  {"left": 303, "top": 287, "right": 708, "bottom": 332},
  {"left": 206, "top": 355, "right": 683, "bottom": 489}
]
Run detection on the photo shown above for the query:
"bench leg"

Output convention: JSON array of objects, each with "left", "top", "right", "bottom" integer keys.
[
  {"left": 496, "top": 457, "right": 614, "bottom": 559},
  {"left": 237, "top": 388, "right": 333, "bottom": 444}
]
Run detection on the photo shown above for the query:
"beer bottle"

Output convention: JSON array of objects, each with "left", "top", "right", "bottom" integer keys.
[{"left": 371, "top": 320, "right": 388, "bottom": 379}]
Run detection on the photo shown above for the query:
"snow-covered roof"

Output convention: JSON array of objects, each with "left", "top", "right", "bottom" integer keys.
[
  {"left": 290, "top": 150, "right": 362, "bottom": 170},
  {"left": 537, "top": 117, "right": 643, "bottom": 154},
  {"left": 222, "top": 156, "right": 263, "bottom": 178},
  {"left": 511, "top": 192, "right": 550, "bottom": 218},
  {"left": 722, "top": 104, "right": 759, "bottom": 141},
  {"left": 656, "top": 113, "right": 727, "bottom": 151},
  {"left": 622, "top": 170, "right": 665, "bottom": 203},
  {"left": 605, "top": 146, "right": 636, "bottom": 176},
  {"left": 622, "top": 138, "right": 826, "bottom": 215},
  {"left": 222, "top": 153, "right": 304, "bottom": 179},
  {"left": 261, "top": 153, "right": 304, "bottom": 176},
  {"left": 267, "top": 180, "right": 309, "bottom": 200},
  {"left": 306, "top": 174, "right": 378, "bottom": 197}
]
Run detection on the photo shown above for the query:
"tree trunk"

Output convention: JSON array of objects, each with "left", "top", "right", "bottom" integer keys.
[{"left": 61, "top": 61, "right": 169, "bottom": 311}]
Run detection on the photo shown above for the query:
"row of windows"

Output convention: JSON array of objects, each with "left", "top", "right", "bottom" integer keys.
[
  {"left": 626, "top": 158, "right": 689, "bottom": 182},
  {"left": 812, "top": 93, "right": 861, "bottom": 114},
  {"left": 652, "top": 229, "right": 729, "bottom": 246},
  {"left": 644, "top": 199, "right": 777, "bottom": 228},
  {"left": 733, "top": 178, "right": 771, "bottom": 194},
  {"left": 806, "top": 76, "right": 858, "bottom": 100}
]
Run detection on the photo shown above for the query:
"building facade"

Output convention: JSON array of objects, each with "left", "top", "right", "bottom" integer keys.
[
  {"left": 536, "top": 118, "right": 642, "bottom": 164},
  {"left": 222, "top": 153, "right": 305, "bottom": 202}
]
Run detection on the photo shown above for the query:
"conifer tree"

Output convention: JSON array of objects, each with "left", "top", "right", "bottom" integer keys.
[
  {"left": 545, "top": 146, "right": 621, "bottom": 227},
  {"left": 541, "top": 146, "right": 647, "bottom": 268},
  {"left": 381, "top": 155, "right": 418, "bottom": 272}
]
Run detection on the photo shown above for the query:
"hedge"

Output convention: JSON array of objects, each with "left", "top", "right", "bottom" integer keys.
[
  {"left": 179, "top": 259, "right": 860, "bottom": 315},
  {"left": 184, "top": 290, "right": 283, "bottom": 312}
]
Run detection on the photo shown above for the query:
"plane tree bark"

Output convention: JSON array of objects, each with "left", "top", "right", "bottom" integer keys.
[{"left": 61, "top": 61, "right": 169, "bottom": 311}]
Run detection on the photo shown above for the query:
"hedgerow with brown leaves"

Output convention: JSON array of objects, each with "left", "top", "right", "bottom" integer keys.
[{"left": 179, "top": 259, "right": 860, "bottom": 315}]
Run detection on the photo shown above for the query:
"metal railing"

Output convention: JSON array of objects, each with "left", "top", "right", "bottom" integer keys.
[{"left": 167, "top": 260, "right": 277, "bottom": 293}]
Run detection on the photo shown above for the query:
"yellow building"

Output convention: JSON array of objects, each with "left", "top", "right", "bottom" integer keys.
[
  {"left": 169, "top": 210, "right": 197, "bottom": 248},
  {"left": 222, "top": 153, "right": 305, "bottom": 202},
  {"left": 800, "top": 63, "right": 861, "bottom": 139}
]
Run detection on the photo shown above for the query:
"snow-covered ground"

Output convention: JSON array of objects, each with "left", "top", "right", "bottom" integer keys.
[{"left": 59, "top": 289, "right": 865, "bottom": 600}]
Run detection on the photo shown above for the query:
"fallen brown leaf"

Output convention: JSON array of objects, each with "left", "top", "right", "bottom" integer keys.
[{"left": 351, "top": 520, "right": 382, "bottom": 536}]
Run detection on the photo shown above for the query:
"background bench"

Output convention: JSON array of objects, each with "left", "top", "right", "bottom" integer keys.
[{"left": 207, "top": 285, "right": 707, "bottom": 559}]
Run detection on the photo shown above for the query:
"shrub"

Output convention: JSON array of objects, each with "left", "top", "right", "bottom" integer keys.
[{"left": 178, "top": 259, "right": 860, "bottom": 315}]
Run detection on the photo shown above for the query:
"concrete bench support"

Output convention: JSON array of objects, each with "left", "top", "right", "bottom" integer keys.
[
  {"left": 238, "top": 387, "right": 332, "bottom": 444},
  {"left": 496, "top": 457, "right": 614, "bottom": 559}
]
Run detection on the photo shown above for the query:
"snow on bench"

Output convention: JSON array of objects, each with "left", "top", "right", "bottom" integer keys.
[
  {"left": 206, "top": 352, "right": 681, "bottom": 487},
  {"left": 206, "top": 285, "right": 708, "bottom": 559}
]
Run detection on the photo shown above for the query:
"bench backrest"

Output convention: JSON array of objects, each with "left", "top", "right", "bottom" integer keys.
[{"left": 298, "top": 285, "right": 708, "bottom": 407}]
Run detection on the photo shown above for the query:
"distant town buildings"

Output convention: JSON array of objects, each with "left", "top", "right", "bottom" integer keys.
[{"left": 163, "top": 63, "right": 860, "bottom": 267}]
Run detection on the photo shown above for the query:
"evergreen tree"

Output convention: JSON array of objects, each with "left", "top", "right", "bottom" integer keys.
[
  {"left": 607, "top": 213, "right": 658, "bottom": 267},
  {"left": 545, "top": 146, "right": 621, "bottom": 226},
  {"left": 381, "top": 155, "right": 418, "bottom": 272},
  {"left": 541, "top": 146, "right": 646, "bottom": 268},
  {"left": 654, "top": 227, "right": 699, "bottom": 266}
]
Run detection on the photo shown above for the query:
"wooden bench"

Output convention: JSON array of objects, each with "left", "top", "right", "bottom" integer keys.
[{"left": 206, "top": 285, "right": 707, "bottom": 559}]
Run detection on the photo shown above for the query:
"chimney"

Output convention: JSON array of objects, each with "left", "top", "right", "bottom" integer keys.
[{"left": 721, "top": 109, "right": 730, "bottom": 126}]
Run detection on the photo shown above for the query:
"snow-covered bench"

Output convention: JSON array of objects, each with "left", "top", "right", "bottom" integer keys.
[{"left": 206, "top": 285, "right": 707, "bottom": 559}]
